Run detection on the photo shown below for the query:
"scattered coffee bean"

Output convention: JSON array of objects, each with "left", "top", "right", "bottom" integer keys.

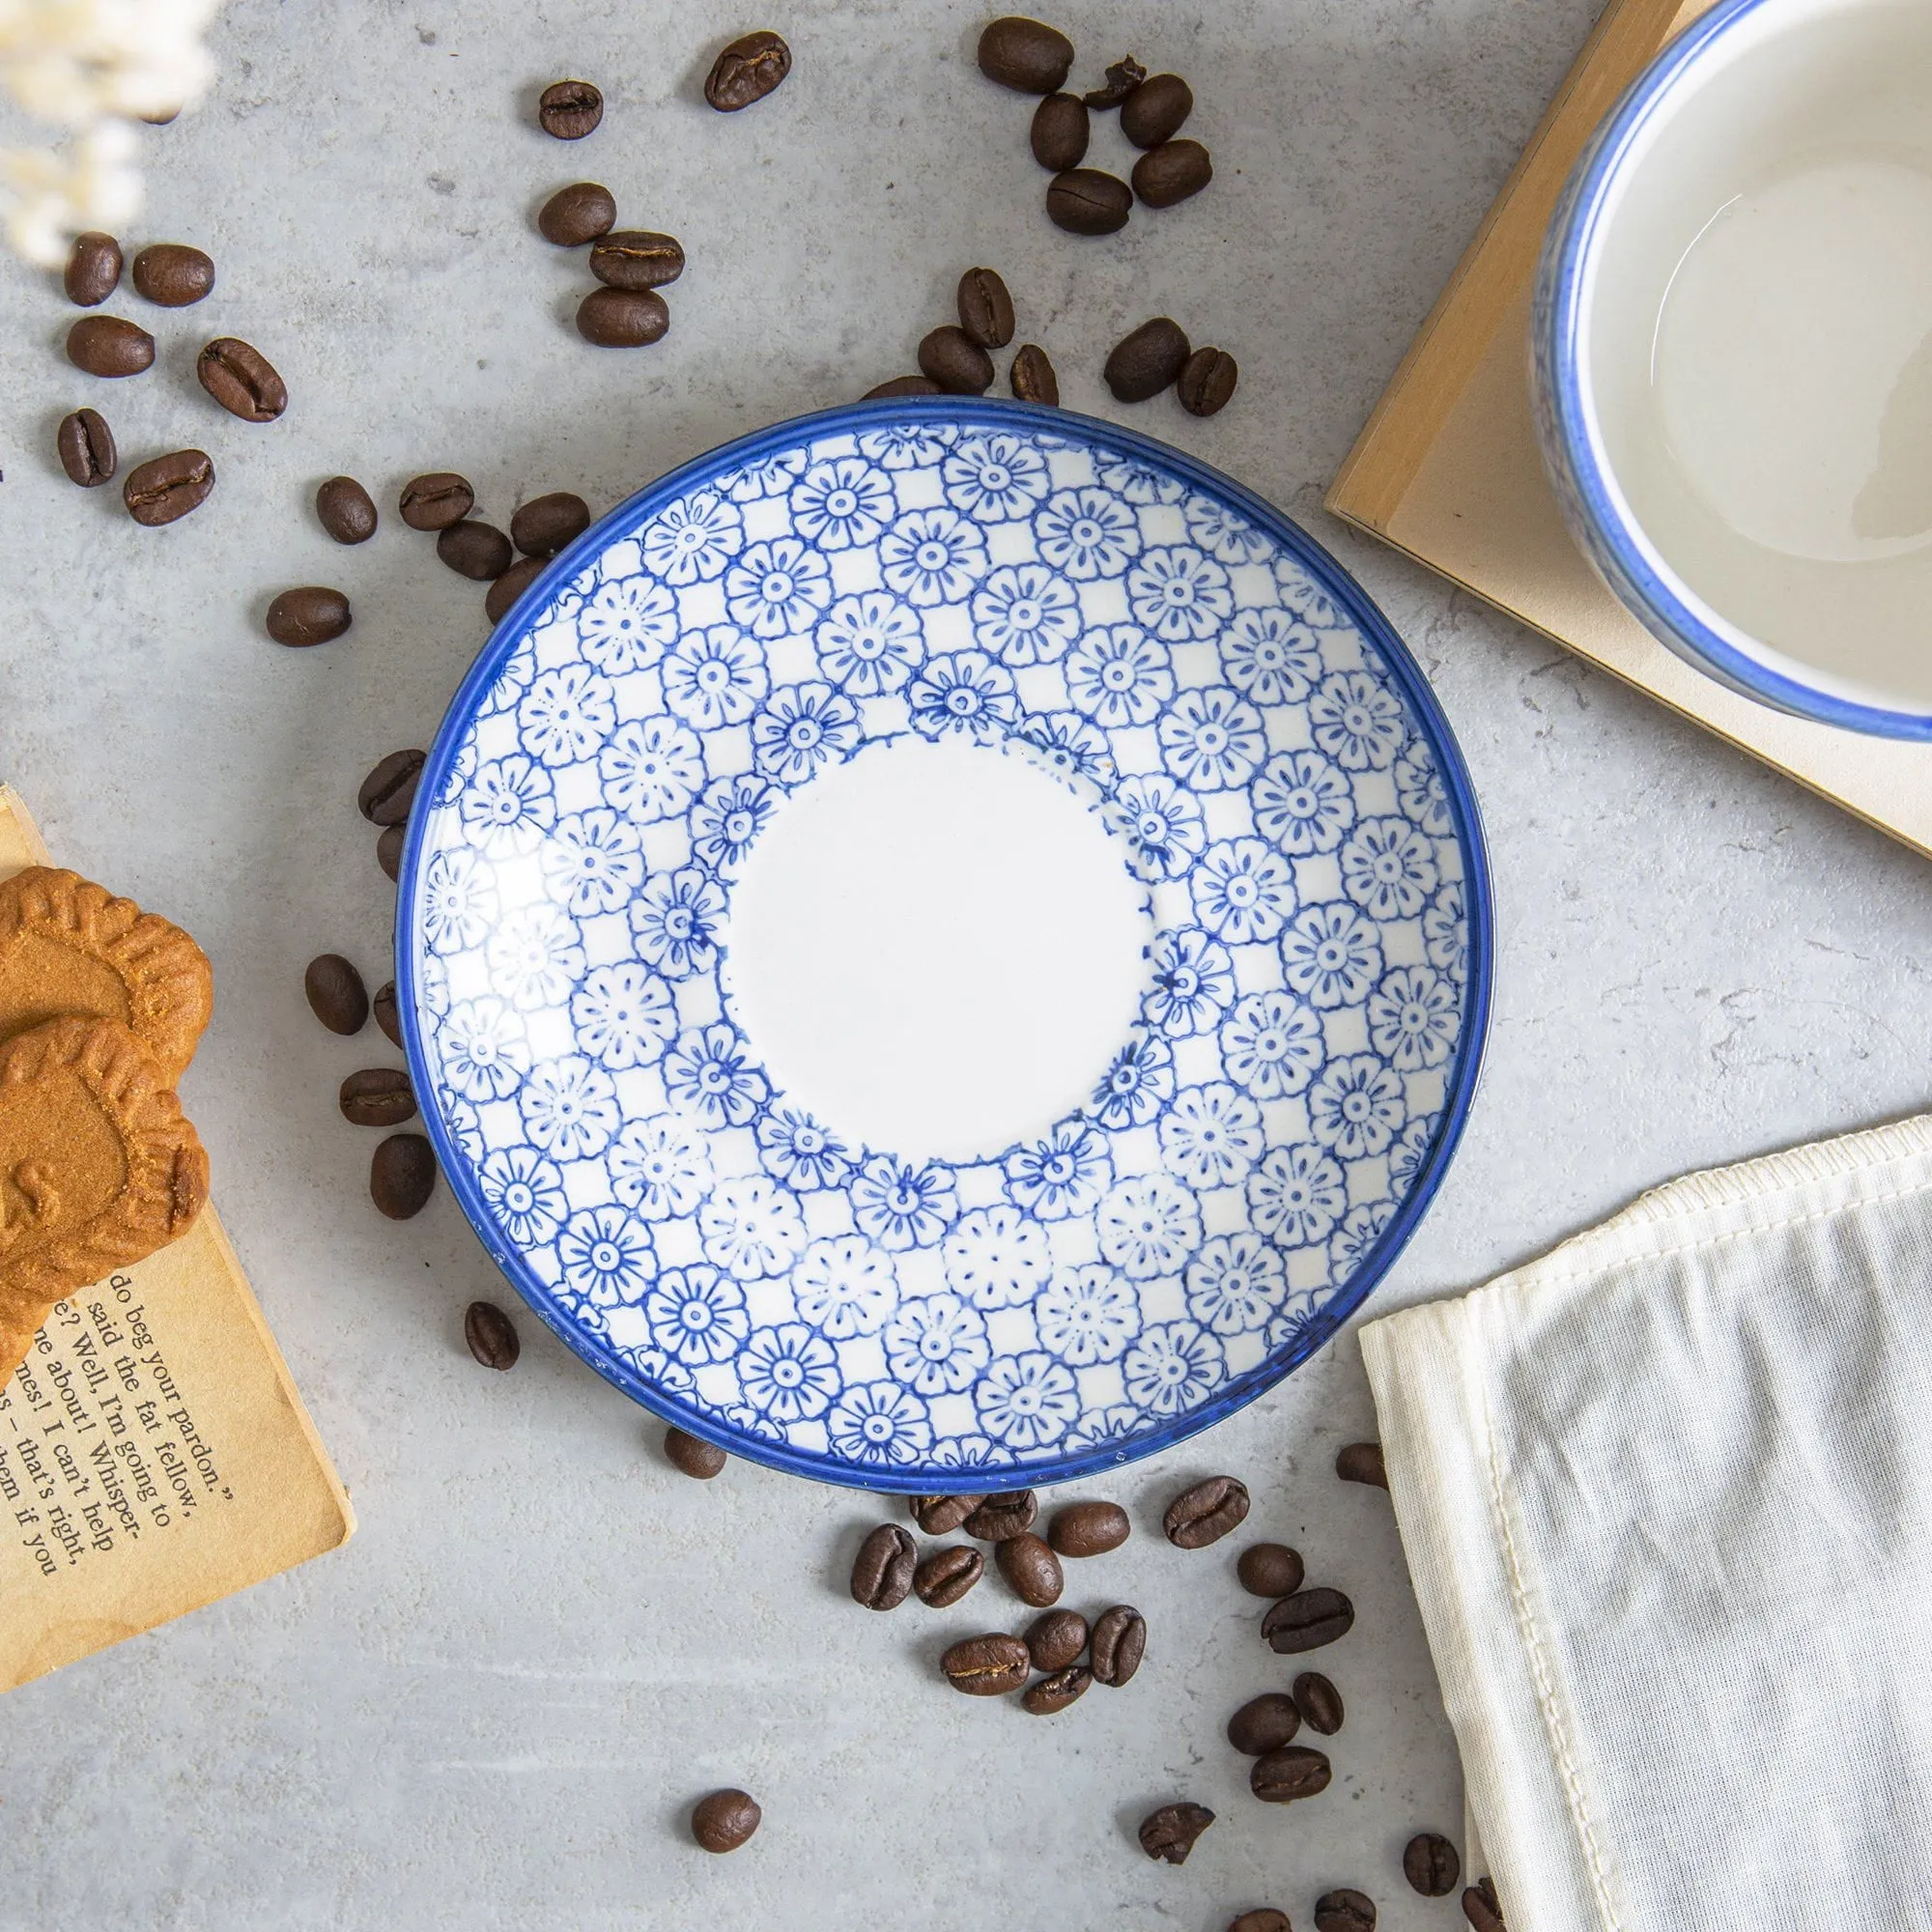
[
  {"left": 940, "top": 1632, "right": 1031, "bottom": 1695},
  {"left": 1104, "top": 316, "right": 1190, "bottom": 402},
  {"left": 1121, "top": 71, "right": 1192, "bottom": 148},
  {"left": 1164, "top": 1475, "right": 1249, "bottom": 1548},
  {"left": 399, "top": 471, "right": 473, "bottom": 530},
  {"left": 1022, "top": 1663, "right": 1090, "bottom": 1715},
  {"left": 486, "top": 556, "right": 546, "bottom": 625},
  {"left": 996, "top": 1531, "right": 1063, "bottom": 1606},
  {"left": 438, "top": 519, "right": 513, "bottom": 581},
  {"left": 1403, "top": 1833, "right": 1461, "bottom": 1897},
  {"left": 1251, "top": 1745, "right": 1332, "bottom": 1804},
  {"left": 510, "top": 491, "right": 591, "bottom": 558},
  {"left": 705, "top": 30, "right": 791, "bottom": 111},
  {"left": 1236, "top": 1543, "right": 1304, "bottom": 1599},
  {"left": 1045, "top": 168, "right": 1132, "bottom": 235},
  {"left": 1229, "top": 1914, "right": 1291, "bottom": 1932},
  {"left": 304, "top": 954, "right": 369, "bottom": 1036},
  {"left": 1463, "top": 1877, "right": 1505, "bottom": 1931},
  {"left": 1179, "top": 346, "right": 1239, "bottom": 417},
  {"left": 955, "top": 266, "right": 1016, "bottom": 349},
  {"left": 359, "top": 750, "right": 425, "bottom": 825},
  {"left": 1084, "top": 55, "right": 1147, "bottom": 109},
  {"left": 665, "top": 1425, "right": 727, "bottom": 1479},
  {"left": 911, "top": 1493, "right": 984, "bottom": 1535},
  {"left": 851, "top": 1523, "right": 917, "bottom": 1609},
  {"left": 339, "top": 1067, "right": 416, "bottom": 1128},
  {"left": 68, "top": 315, "right": 154, "bottom": 377},
  {"left": 1133, "top": 138, "right": 1213, "bottom": 209},
  {"left": 1226, "top": 1692, "right": 1300, "bottom": 1755},
  {"left": 1263, "top": 1587, "right": 1355, "bottom": 1654},
  {"left": 917, "top": 325, "right": 994, "bottom": 395},
  {"left": 464, "top": 1298, "right": 518, "bottom": 1368},
  {"left": 589, "top": 229, "right": 685, "bottom": 291},
  {"left": 538, "top": 79, "right": 603, "bottom": 139},
  {"left": 377, "top": 823, "right": 405, "bottom": 882},
  {"left": 130, "top": 242, "right": 213, "bottom": 305},
  {"left": 372, "top": 980, "right": 402, "bottom": 1048},
  {"left": 1316, "top": 1889, "right": 1378, "bottom": 1932},
  {"left": 1025, "top": 1607, "right": 1087, "bottom": 1673},
  {"left": 1293, "top": 1671, "right": 1345, "bottom": 1734},
  {"left": 1047, "top": 1501, "right": 1129, "bottom": 1557},
  {"left": 56, "top": 408, "right": 115, "bottom": 486},
  {"left": 197, "top": 337, "right": 286, "bottom": 421},
  {"left": 863, "top": 375, "right": 944, "bottom": 398},
  {"left": 1009, "top": 343, "right": 1059, "bottom": 405},
  {"left": 978, "top": 15, "right": 1074, "bottom": 93},
  {"left": 963, "top": 1491, "right": 1036, "bottom": 1541},
  {"left": 1336, "top": 1441, "right": 1388, "bottom": 1488},
  {"left": 577, "top": 286, "right": 669, "bottom": 347},
  {"left": 1030, "top": 93, "right": 1088, "bottom": 171},
  {"left": 914, "top": 1545, "right": 983, "bottom": 1607},
  {"left": 316, "top": 475, "right": 378, "bottom": 544},
  {"left": 537, "top": 180, "right": 616, "bottom": 245},
  {"left": 1089, "top": 1605, "right": 1145, "bottom": 1686},
  {"left": 123, "top": 449, "right": 213, "bottom": 526},
  {"left": 266, "top": 586, "right": 352, "bottom": 647},
  {"left": 371, "top": 1134, "right": 436, "bottom": 1218},
  {"left": 691, "top": 1788, "right": 760, "bottom": 1853},
  {"left": 1138, "top": 1803, "right": 1213, "bottom": 1865},
  {"left": 64, "top": 231, "right": 122, "bottom": 305}
]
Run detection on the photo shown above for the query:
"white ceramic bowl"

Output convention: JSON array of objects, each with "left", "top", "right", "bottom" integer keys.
[{"left": 1534, "top": 0, "right": 1932, "bottom": 736}]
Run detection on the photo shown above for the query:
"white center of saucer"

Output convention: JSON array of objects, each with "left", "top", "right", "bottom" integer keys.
[{"left": 724, "top": 736, "right": 1153, "bottom": 1164}]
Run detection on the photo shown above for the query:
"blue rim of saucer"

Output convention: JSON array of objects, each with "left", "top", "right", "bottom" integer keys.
[
  {"left": 395, "top": 398, "right": 1495, "bottom": 1491},
  {"left": 1536, "top": 0, "right": 1932, "bottom": 742}
]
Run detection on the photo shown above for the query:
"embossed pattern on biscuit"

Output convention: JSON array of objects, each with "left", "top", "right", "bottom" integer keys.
[{"left": 0, "top": 866, "right": 213, "bottom": 1081}]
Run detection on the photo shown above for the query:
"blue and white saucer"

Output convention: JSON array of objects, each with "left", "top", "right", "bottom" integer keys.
[{"left": 397, "top": 400, "right": 1492, "bottom": 1490}]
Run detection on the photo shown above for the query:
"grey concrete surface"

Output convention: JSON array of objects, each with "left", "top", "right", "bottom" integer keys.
[{"left": 5, "top": 1, "right": 1929, "bottom": 1925}]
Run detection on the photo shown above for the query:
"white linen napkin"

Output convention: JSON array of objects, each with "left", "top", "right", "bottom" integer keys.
[{"left": 1360, "top": 1113, "right": 1932, "bottom": 1932}]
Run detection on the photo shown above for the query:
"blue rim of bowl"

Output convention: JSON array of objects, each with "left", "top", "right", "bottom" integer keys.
[
  {"left": 395, "top": 397, "right": 1496, "bottom": 1491},
  {"left": 1536, "top": 0, "right": 1932, "bottom": 742}
]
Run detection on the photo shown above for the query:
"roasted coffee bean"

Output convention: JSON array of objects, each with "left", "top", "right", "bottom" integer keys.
[
  {"left": 666, "top": 1425, "right": 727, "bottom": 1479},
  {"left": 305, "top": 954, "right": 369, "bottom": 1036},
  {"left": 963, "top": 1491, "right": 1036, "bottom": 1541},
  {"left": 1226, "top": 1692, "right": 1300, "bottom": 1755},
  {"left": 1089, "top": 1605, "right": 1145, "bottom": 1686},
  {"left": 372, "top": 980, "right": 402, "bottom": 1048},
  {"left": 371, "top": 1134, "right": 436, "bottom": 1218},
  {"left": 316, "top": 475, "right": 378, "bottom": 544},
  {"left": 1047, "top": 1500, "right": 1129, "bottom": 1557},
  {"left": 377, "top": 823, "right": 405, "bottom": 882},
  {"left": 1084, "top": 55, "right": 1147, "bottom": 109},
  {"left": 851, "top": 1523, "right": 917, "bottom": 1609},
  {"left": 1229, "top": 1914, "right": 1291, "bottom": 1932},
  {"left": 131, "top": 242, "right": 213, "bottom": 305},
  {"left": 339, "top": 1067, "right": 416, "bottom": 1127},
  {"left": 438, "top": 519, "right": 513, "bottom": 581},
  {"left": 197, "top": 337, "right": 286, "bottom": 421},
  {"left": 978, "top": 16, "right": 1073, "bottom": 93},
  {"left": 1293, "top": 1670, "right": 1345, "bottom": 1735},
  {"left": 691, "top": 1788, "right": 760, "bottom": 1853},
  {"left": 1045, "top": 168, "right": 1132, "bottom": 236},
  {"left": 1104, "top": 316, "right": 1190, "bottom": 402},
  {"left": 996, "top": 1531, "right": 1063, "bottom": 1606},
  {"left": 1133, "top": 138, "right": 1213, "bottom": 209},
  {"left": 1403, "top": 1833, "right": 1461, "bottom": 1897},
  {"left": 56, "top": 408, "right": 116, "bottom": 486},
  {"left": 538, "top": 180, "right": 616, "bottom": 244},
  {"left": 1251, "top": 1745, "right": 1332, "bottom": 1804},
  {"left": 918, "top": 325, "right": 994, "bottom": 395},
  {"left": 1463, "top": 1877, "right": 1505, "bottom": 1931},
  {"left": 577, "top": 286, "right": 669, "bottom": 347},
  {"left": 512, "top": 491, "right": 591, "bottom": 556},
  {"left": 1263, "top": 1587, "right": 1355, "bottom": 1654},
  {"left": 1179, "top": 346, "right": 1239, "bottom": 416},
  {"left": 1022, "top": 1663, "right": 1089, "bottom": 1715},
  {"left": 1030, "top": 93, "right": 1088, "bottom": 171},
  {"left": 64, "top": 231, "right": 122, "bottom": 305},
  {"left": 399, "top": 471, "right": 473, "bottom": 530},
  {"left": 464, "top": 1299, "right": 519, "bottom": 1367},
  {"left": 705, "top": 30, "right": 791, "bottom": 111},
  {"left": 1315, "top": 1889, "right": 1378, "bottom": 1932},
  {"left": 914, "top": 1545, "right": 983, "bottom": 1607},
  {"left": 863, "top": 375, "right": 944, "bottom": 398},
  {"left": 589, "top": 229, "right": 685, "bottom": 291},
  {"left": 1138, "top": 1803, "right": 1213, "bottom": 1865},
  {"left": 123, "top": 449, "right": 213, "bottom": 526},
  {"left": 1025, "top": 1607, "right": 1087, "bottom": 1673},
  {"left": 538, "top": 78, "right": 603, "bottom": 139},
  {"left": 1237, "top": 1543, "right": 1304, "bottom": 1599},
  {"left": 1009, "top": 343, "right": 1059, "bottom": 405},
  {"left": 1336, "top": 1441, "right": 1388, "bottom": 1488},
  {"left": 1121, "top": 71, "right": 1193, "bottom": 147},
  {"left": 68, "top": 315, "right": 154, "bottom": 377},
  {"left": 266, "top": 586, "right": 352, "bottom": 647},
  {"left": 1164, "top": 1474, "right": 1249, "bottom": 1548},
  {"left": 911, "top": 1493, "right": 984, "bottom": 1535},
  {"left": 359, "top": 750, "right": 425, "bottom": 825},
  {"left": 940, "top": 1632, "right": 1030, "bottom": 1695},
  {"left": 956, "top": 266, "right": 1016, "bottom": 349},
  {"left": 486, "top": 556, "right": 546, "bottom": 625}
]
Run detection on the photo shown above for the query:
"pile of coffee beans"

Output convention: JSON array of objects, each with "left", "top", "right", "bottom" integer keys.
[
  {"left": 534, "top": 169, "right": 685, "bottom": 349},
  {"left": 386, "top": 469, "right": 593, "bottom": 629},
  {"left": 864, "top": 266, "right": 1060, "bottom": 408}
]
